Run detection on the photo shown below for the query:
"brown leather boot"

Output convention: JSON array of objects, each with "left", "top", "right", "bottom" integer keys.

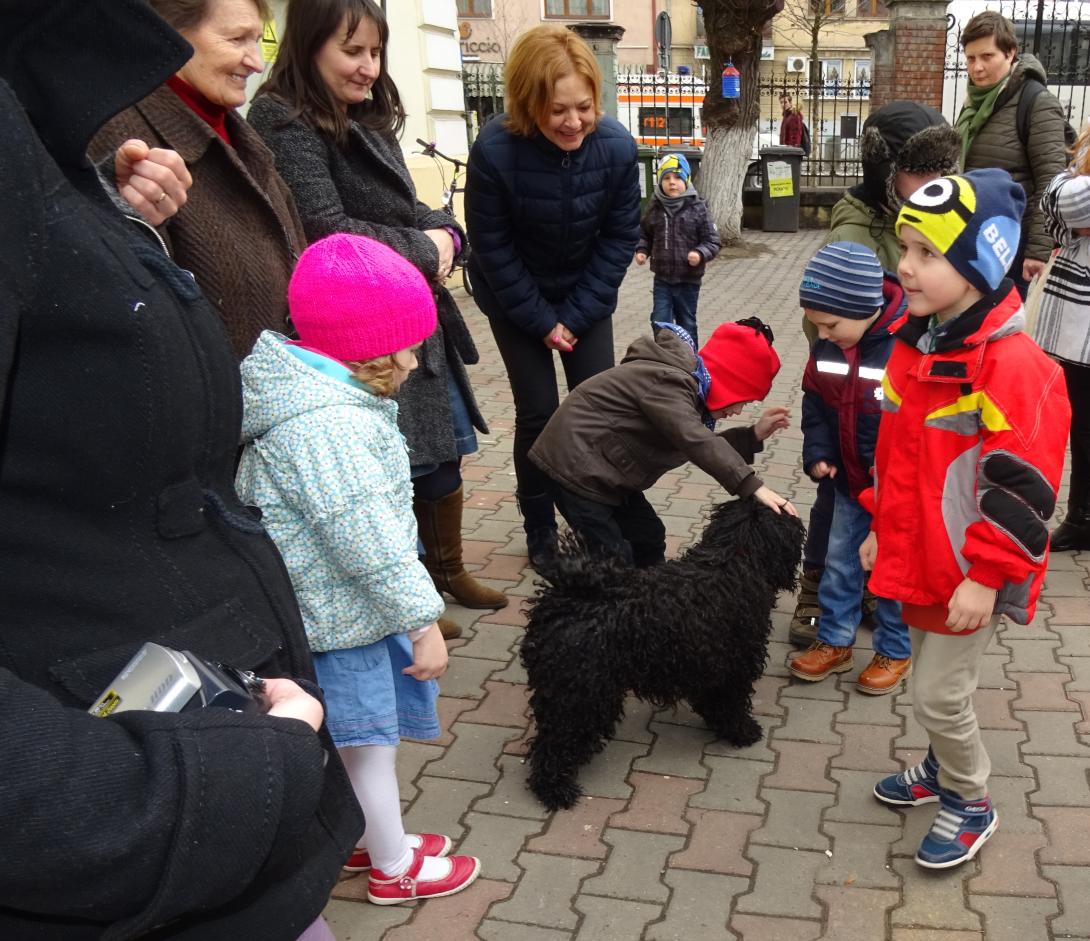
[
  {"left": 414, "top": 486, "right": 508, "bottom": 610},
  {"left": 856, "top": 654, "right": 911, "bottom": 695},
  {"left": 438, "top": 617, "right": 462, "bottom": 640},
  {"left": 789, "top": 642, "right": 853, "bottom": 682}
]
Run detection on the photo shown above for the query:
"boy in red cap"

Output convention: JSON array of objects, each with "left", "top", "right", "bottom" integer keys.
[{"left": 529, "top": 319, "right": 796, "bottom": 565}]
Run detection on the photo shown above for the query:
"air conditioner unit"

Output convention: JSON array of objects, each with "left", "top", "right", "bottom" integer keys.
[{"left": 786, "top": 56, "right": 809, "bottom": 74}]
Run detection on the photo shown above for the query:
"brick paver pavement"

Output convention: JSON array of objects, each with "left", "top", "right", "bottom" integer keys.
[{"left": 324, "top": 230, "right": 1090, "bottom": 940}]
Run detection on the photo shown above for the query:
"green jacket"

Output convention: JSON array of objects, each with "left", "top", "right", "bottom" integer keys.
[
  {"left": 960, "top": 54, "right": 1068, "bottom": 263},
  {"left": 824, "top": 191, "right": 901, "bottom": 271}
]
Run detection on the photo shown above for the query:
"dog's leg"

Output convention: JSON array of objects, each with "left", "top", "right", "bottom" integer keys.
[{"left": 690, "top": 685, "right": 764, "bottom": 748}]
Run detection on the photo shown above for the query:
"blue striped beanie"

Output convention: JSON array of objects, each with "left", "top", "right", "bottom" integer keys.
[{"left": 799, "top": 241, "right": 885, "bottom": 320}]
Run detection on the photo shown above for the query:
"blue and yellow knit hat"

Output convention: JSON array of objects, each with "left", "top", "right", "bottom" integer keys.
[
  {"left": 895, "top": 168, "right": 1026, "bottom": 293},
  {"left": 658, "top": 153, "right": 691, "bottom": 183}
]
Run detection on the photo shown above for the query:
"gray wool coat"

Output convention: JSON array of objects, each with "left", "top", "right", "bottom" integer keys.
[
  {"left": 247, "top": 94, "right": 487, "bottom": 468},
  {"left": 961, "top": 54, "right": 1069, "bottom": 264}
]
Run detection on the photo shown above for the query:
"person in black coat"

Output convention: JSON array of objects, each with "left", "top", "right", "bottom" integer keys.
[
  {"left": 465, "top": 24, "right": 641, "bottom": 567},
  {"left": 0, "top": 1, "right": 361, "bottom": 938}
]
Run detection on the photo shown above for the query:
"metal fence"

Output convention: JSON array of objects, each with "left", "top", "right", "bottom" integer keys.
[
  {"left": 944, "top": 0, "right": 1090, "bottom": 130},
  {"left": 462, "top": 62, "right": 872, "bottom": 183}
]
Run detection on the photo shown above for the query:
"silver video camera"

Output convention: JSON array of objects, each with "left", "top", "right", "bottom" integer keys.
[{"left": 88, "top": 642, "right": 267, "bottom": 718}]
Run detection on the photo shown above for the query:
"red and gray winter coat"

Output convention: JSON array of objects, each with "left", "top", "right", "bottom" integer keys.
[
  {"left": 802, "top": 276, "right": 905, "bottom": 499},
  {"left": 864, "top": 284, "right": 1069, "bottom": 629}
]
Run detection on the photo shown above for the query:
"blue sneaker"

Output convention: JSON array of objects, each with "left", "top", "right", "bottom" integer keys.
[
  {"left": 915, "top": 791, "right": 998, "bottom": 869},
  {"left": 873, "top": 749, "right": 941, "bottom": 806}
]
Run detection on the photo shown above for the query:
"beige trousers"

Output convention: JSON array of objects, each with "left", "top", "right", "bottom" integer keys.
[{"left": 908, "top": 619, "right": 1000, "bottom": 801}]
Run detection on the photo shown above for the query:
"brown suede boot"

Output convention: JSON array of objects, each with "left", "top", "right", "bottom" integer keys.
[
  {"left": 414, "top": 486, "right": 509, "bottom": 610},
  {"left": 438, "top": 617, "right": 462, "bottom": 640}
]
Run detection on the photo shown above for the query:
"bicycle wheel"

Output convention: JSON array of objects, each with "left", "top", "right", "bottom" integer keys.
[{"left": 460, "top": 245, "right": 474, "bottom": 297}]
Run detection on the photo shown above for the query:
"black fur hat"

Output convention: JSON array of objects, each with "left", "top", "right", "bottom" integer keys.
[{"left": 858, "top": 101, "right": 962, "bottom": 217}]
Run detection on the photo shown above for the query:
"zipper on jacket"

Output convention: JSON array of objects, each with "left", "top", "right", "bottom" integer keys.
[
  {"left": 127, "top": 214, "right": 170, "bottom": 257},
  {"left": 561, "top": 154, "right": 572, "bottom": 255}
]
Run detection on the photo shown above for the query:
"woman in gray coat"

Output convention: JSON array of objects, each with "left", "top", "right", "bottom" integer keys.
[{"left": 249, "top": 0, "right": 504, "bottom": 634}]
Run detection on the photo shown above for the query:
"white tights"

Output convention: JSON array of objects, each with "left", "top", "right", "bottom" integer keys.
[{"left": 338, "top": 744, "right": 448, "bottom": 879}]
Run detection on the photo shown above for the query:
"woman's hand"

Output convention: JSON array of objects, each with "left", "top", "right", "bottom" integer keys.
[
  {"left": 753, "top": 485, "right": 799, "bottom": 517},
  {"left": 543, "top": 323, "right": 575, "bottom": 352},
  {"left": 424, "top": 228, "right": 455, "bottom": 281},
  {"left": 114, "top": 139, "right": 192, "bottom": 226},
  {"left": 264, "top": 677, "right": 324, "bottom": 732},
  {"left": 402, "top": 623, "right": 449, "bottom": 680},
  {"left": 811, "top": 460, "right": 837, "bottom": 479},
  {"left": 859, "top": 531, "right": 877, "bottom": 571},
  {"left": 946, "top": 578, "right": 998, "bottom": 633},
  {"left": 754, "top": 406, "right": 790, "bottom": 441}
]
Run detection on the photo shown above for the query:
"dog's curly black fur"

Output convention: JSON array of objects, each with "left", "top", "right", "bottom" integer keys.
[{"left": 521, "top": 498, "right": 805, "bottom": 810}]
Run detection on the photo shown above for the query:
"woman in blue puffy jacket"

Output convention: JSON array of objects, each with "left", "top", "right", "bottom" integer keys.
[{"left": 465, "top": 24, "right": 640, "bottom": 567}]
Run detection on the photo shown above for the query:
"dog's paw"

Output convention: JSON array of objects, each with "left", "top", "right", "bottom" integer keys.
[
  {"left": 531, "top": 778, "right": 584, "bottom": 812},
  {"left": 721, "top": 716, "right": 764, "bottom": 748}
]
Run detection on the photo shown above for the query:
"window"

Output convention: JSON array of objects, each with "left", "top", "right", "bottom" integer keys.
[
  {"left": 856, "top": 0, "right": 889, "bottom": 16},
  {"left": 457, "top": 0, "right": 492, "bottom": 15},
  {"left": 811, "top": 0, "right": 846, "bottom": 15},
  {"left": 545, "top": 0, "right": 610, "bottom": 19}
]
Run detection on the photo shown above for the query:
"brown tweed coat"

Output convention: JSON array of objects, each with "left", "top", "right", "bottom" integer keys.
[{"left": 90, "top": 84, "right": 306, "bottom": 359}]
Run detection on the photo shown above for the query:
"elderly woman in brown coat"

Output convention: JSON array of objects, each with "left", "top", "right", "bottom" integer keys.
[{"left": 90, "top": 0, "right": 304, "bottom": 359}]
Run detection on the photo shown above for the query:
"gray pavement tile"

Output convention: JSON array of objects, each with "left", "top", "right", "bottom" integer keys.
[
  {"left": 734, "top": 845, "right": 826, "bottom": 919},
  {"left": 1015, "top": 709, "right": 1090, "bottom": 756},
  {"left": 772, "top": 698, "right": 842, "bottom": 745},
  {"left": 573, "top": 895, "right": 663, "bottom": 940},
  {"left": 472, "top": 754, "right": 551, "bottom": 820},
  {"left": 890, "top": 858, "right": 981, "bottom": 931},
  {"left": 1041, "top": 864, "right": 1090, "bottom": 937},
  {"left": 1039, "top": 569, "right": 1088, "bottom": 596},
  {"left": 450, "top": 623, "right": 520, "bottom": 662},
  {"left": 396, "top": 741, "right": 444, "bottom": 805},
  {"left": 488, "top": 852, "right": 600, "bottom": 931},
  {"left": 818, "top": 822, "right": 902, "bottom": 889},
  {"left": 705, "top": 714, "right": 779, "bottom": 763},
  {"left": 999, "top": 639, "right": 1068, "bottom": 673},
  {"left": 749, "top": 788, "right": 835, "bottom": 852},
  {"left": 892, "top": 707, "right": 931, "bottom": 750},
  {"left": 458, "top": 811, "right": 546, "bottom": 882},
  {"left": 440, "top": 655, "right": 499, "bottom": 699},
  {"left": 979, "top": 729, "right": 1033, "bottom": 777},
  {"left": 816, "top": 885, "right": 900, "bottom": 941},
  {"left": 489, "top": 656, "right": 529, "bottom": 685},
  {"left": 632, "top": 722, "right": 715, "bottom": 779},
  {"left": 692, "top": 755, "right": 774, "bottom": 815},
  {"left": 981, "top": 775, "right": 1044, "bottom": 834},
  {"left": 836, "top": 688, "right": 903, "bottom": 725},
  {"left": 580, "top": 828, "right": 685, "bottom": 903},
  {"left": 612, "top": 695, "right": 655, "bottom": 743},
  {"left": 645, "top": 870, "right": 748, "bottom": 940},
  {"left": 826, "top": 770, "right": 907, "bottom": 826},
  {"left": 478, "top": 921, "right": 572, "bottom": 941},
  {"left": 322, "top": 898, "right": 413, "bottom": 938},
  {"left": 780, "top": 675, "right": 846, "bottom": 702},
  {"left": 971, "top": 896, "right": 1058, "bottom": 941},
  {"left": 1061, "top": 655, "right": 1090, "bottom": 691},
  {"left": 655, "top": 700, "right": 711, "bottom": 729},
  {"left": 423, "top": 722, "right": 519, "bottom": 783},
  {"left": 578, "top": 738, "right": 651, "bottom": 800},
  {"left": 978, "top": 653, "right": 1013, "bottom": 689},
  {"left": 1052, "top": 623, "right": 1090, "bottom": 657},
  {"left": 1026, "top": 755, "right": 1090, "bottom": 806},
  {"left": 401, "top": 775, "right": 492, "bottom": 841}
]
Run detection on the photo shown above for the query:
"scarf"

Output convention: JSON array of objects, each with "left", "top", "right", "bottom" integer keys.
[
  {"left": 167, "top": 74, "right": 233, "bottom": 146},
  {"left": 653, "top": 181, "right": 698, "bottom": 218},
  {"left": 956, "top": 76, "right": 1009, "bottom": 165},
  {"left": 653, "top": 322, "right": 716, "bottom": 429}
]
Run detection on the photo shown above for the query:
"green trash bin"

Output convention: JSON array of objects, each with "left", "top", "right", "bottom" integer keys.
[
  {"left": 759, "top": 145, "right": 804, "bottom": 233},
  {"left": 637, "top": 146, "right": 657, "bottom": 213}
]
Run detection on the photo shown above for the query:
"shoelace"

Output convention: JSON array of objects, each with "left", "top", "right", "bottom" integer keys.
[{"left": 872, "top": 655, "right": 895, "bottom": 669}]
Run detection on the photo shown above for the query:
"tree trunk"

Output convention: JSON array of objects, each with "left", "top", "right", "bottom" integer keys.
[{"left": 699, "top": 0, "right": 783, "bottom": 244}]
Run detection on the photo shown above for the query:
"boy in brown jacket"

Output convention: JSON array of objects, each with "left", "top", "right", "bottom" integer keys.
[{"left": 529, "top": 319, "right": 796, "bottom": 565}]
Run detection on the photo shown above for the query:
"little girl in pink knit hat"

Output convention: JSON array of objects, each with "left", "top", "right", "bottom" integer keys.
[{"left": 236, "top": 233, "right": 481, "bottom": 905}]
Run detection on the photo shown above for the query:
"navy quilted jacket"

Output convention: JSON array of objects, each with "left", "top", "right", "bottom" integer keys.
[{"left": 465, "top": 115, "right": 640, "bottom": 338}]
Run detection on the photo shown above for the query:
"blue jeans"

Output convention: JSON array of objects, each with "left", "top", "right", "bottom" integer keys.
[
  {"left": 651, "top": 278, "right": 701, "bottom": 345},
  {"left": 817, "top": 488, "right": 911, "bottom": 660}
]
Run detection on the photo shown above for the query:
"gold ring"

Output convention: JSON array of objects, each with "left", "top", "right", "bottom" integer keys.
[{"left": 156, "top": 191, "right": 169, "bottom": 205}]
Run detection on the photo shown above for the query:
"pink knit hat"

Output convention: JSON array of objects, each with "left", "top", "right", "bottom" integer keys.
[{"left": 287, "top": 233, "right": 437, "bottom": 362}]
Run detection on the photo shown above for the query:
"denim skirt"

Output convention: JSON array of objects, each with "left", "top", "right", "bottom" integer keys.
[{"left": 311, "top": 633, "right": 440, "bottom": 747}]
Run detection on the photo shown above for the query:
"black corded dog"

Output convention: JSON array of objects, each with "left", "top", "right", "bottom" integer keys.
[{"left": 521, "top": 498, "right": 805, "bottom": 811}]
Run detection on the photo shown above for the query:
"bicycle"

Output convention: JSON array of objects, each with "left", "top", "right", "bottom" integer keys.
[{"left": 415, "top": 138, "right": 474, "bottom": 297}]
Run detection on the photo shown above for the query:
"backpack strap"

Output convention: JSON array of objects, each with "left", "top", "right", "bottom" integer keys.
[{"left": 1016, "top": 78, "right": 1046, "bottom": 153}]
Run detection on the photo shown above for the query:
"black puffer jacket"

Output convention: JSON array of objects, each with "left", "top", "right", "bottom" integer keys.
[
  {"left": 465, "top": 115, "right": 640, "bottom": 339},
  {"left": 0, "top": 2, "right": 360, "bottom": 938}
]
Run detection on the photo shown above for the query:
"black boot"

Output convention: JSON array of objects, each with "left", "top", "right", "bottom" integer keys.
[
  {"left": 1051, "top": 507, "right": 1090, "bottom": 552},
  {"left": 518, "top": 491, "right": 558, "bottom": 569}
]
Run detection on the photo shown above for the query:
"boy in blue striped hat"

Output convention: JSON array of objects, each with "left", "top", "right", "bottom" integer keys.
[
  {"left": 788, "top": 241, "right": 913, "bottom": 695},
  {"left": 635, "top": 152, "right": 721, "bottom": 345}
]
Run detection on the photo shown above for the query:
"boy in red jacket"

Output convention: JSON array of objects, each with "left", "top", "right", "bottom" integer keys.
[{"left": 862, "top": 169, "right": 1070, "bottom": 869}]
